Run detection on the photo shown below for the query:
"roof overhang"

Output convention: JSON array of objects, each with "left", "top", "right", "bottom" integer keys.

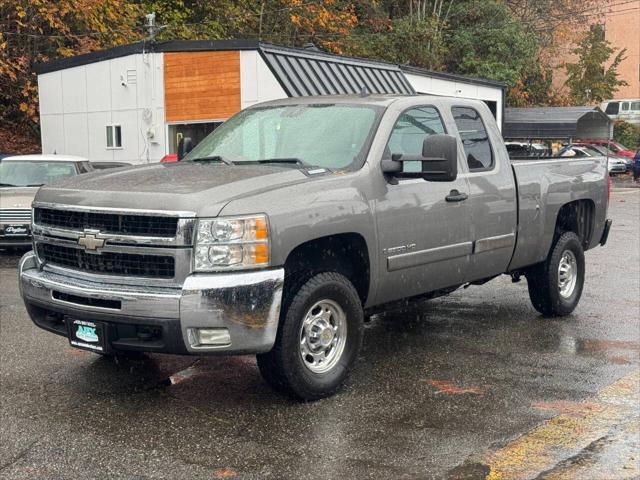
[{"left": 504, "top": 106, "right": 613, "bottom": 140}]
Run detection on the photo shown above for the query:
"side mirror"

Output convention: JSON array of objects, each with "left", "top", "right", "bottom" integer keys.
[
  {"left": 177, "top": 137, "right": 194, "bottom": 161},
  {"left": 381, "top": 133, "right": 458, "bottom": 182}
]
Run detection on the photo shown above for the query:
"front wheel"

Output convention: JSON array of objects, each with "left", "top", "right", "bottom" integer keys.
[
  {"left": 257, "top": 272, "right": 364, "bottom": 400},
  {"left": 526, "top": 231, "right": 585, "bottom": 317}
]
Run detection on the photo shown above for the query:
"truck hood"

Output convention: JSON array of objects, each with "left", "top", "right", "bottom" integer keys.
[
  {"left": 0, "top": 187, "right": 38, "bottom": 209},
  {"left": 34, "top": 162, "right": 314, "bottom": 218}
]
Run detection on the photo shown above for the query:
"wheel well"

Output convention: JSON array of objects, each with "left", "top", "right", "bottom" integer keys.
[
  {"left": 554, "top": 200, "right": 595, "bottom": 249},
  {"left": 284, "top": 233, "right": 370, "bottom": 304}
]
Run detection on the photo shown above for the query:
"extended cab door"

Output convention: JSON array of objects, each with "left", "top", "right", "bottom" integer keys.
[
  {"left": 373, "top": 106, "right": 472, "bottom": 305},
  {"left": 448, "top": 105, "right": 518, "bottom": 282}
]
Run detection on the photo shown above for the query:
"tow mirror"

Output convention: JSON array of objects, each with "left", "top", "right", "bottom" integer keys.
[
  {"left": 381, "top": 133, "right": 458, "bottom": 182},
  {"left": 177, "top": 137, "right": 194, "bottom": 161}
]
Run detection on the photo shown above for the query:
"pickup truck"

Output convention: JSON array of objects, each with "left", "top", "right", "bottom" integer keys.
[{"left": 19, "top": 95, "right": 611, "bottom": 400}]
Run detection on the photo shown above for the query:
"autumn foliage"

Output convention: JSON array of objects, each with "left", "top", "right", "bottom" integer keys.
[{"left": 0, "top": 0, "right": 631, "bottom": 153}]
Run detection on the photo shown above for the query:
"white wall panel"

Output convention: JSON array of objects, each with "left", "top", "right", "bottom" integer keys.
[
  {"left": 40, "top": 114, "right": 65, "bottom": 154},
  {"left": 110, "top": 56, "right": 138, "bottom": 111},
  {"left": 86, "top": 61, "right": 111, "bottom": 112},
  {"left": 87, "top": 111, "right": 113, "bottom": 162},
  {"left": 111, "top": 110, "right": 139, "bottom": 163},
  {"left": 240, "top": 51, "right": 287, "bottom": 109},
  {"left": 62, "top": 113, "right": 89, "bottom": 157},
  {"left": 38, "top": 72, "right": 63, "bottom": 115},
  {"left": 61, "top": 67, "right": 87, "bottom": 113}
]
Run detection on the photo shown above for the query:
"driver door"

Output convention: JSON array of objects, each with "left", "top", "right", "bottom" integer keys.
[{"left": 374, "top": 106, "right": 472, "bottom": 305}]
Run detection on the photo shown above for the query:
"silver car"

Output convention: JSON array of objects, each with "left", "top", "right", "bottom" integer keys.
[{"left": 0, "top": 155, "right": 92, "bottom": 247}]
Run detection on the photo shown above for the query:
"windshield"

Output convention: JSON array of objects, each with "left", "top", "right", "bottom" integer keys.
[
  {"left": 0, "top": 160, "right": 77, "bottom": 187},
  {"left": 183, "top": 104, "right": 381, "bottom": 170}
]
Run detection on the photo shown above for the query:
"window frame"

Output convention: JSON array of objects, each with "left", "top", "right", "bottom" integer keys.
[
  {"left": 383, "top": 104, "right": 449, "bottom": 156},
  {"left": 106, "top": 124, "right": 123, "bottom": 150},
  {"left": 451, "top": 105, "right": 495, "bottom": 173}
]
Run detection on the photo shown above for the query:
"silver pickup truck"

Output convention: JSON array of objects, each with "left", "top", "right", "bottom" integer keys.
[{"left": 19, "top": 95, "right": 611, "bottom": 400}]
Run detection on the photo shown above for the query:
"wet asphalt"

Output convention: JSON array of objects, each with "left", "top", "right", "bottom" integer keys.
[{"left": 1, "top": 190, "right": 638, "bottom": 480}]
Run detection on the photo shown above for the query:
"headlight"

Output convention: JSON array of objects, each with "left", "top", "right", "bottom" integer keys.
[{"left": 194, "top": 215, "right": 270, "bottom": 271}]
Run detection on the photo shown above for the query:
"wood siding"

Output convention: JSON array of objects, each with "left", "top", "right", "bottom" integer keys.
[{"left": 164, "top": 51, "right": 241, "bottom": 122}]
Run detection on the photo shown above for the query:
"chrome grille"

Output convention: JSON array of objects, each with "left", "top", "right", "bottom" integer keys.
[
  {"left": 34, "top": 208, "right": 179, "bottom": 237},
  {"left": 37, "top": 243, "right": 176, "bottom": 278},
  {"left": 0, "top": 208, "right": 31, "bottom": 223}
]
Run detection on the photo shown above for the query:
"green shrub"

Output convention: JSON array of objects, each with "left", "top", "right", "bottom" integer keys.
[{"left": 613, "top": 120, "right": 640, "bottom": 150}]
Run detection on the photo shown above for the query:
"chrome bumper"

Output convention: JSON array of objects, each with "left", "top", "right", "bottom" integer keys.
[{"left": 19, "top": 251, "right": 284, "bottom": 355}]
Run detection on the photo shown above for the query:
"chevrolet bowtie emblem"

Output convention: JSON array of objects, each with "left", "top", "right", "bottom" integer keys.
[{"left": 78, "top": 232, "right": 105, "bottom": 251}]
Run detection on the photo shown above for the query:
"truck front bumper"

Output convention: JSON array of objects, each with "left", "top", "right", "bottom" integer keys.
[{"left": 19, "top": 251, "right": 284, "bottom": 355}]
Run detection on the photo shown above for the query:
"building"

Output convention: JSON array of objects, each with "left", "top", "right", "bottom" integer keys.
[
  {"left": 551, "top": 0, "right": 640, "bottom": 100},
  {"left": 35, "top": 39, "right": 506, "bottom": 165}
]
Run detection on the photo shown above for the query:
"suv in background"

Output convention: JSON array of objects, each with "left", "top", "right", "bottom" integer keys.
[{"left": 601, "top": 99, "right": 640, "bottom": 126}]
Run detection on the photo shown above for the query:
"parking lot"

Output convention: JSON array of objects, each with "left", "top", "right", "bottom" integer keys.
[{"left": 1, "top": 189, "right": 638, "bottom": 480}]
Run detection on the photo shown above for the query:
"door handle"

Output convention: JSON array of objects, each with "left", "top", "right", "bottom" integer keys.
[{"left": 445, "top": 189, "right": 468, "bottom": 202}]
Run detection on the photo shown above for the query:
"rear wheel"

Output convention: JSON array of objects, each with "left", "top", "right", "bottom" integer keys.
[
  {"left": 257, "top": 272, "right": 364, "bottom": 400},
  {"left": 526, "top": 232, "right": 585, "bottom": 317}
]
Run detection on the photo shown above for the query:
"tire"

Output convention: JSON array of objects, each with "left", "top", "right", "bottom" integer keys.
[
  {"left": 526, "top": 231, "right": 585, "bottom": 317},
  {"left": 257, "top": 272, "right": 364, "bottom": 401}
]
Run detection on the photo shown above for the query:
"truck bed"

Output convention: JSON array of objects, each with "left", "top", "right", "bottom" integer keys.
[{"left": 508, "top": 155, "right": 609, "bottom": 271}]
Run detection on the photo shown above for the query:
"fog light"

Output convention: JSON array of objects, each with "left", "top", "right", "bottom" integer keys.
[{"left": 188, "top": 328, "right": 231, "bottom": 347}]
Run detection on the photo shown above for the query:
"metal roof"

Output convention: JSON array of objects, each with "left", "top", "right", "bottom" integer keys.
[
  {"left": 259, "top": 44, "right": 414, "bottom": 96},
  {"left": 33, "top": 40, "right": 504, "bottom": 96},
  {"left": 504, "top": 106, "right": 612, "bottom": 140}
]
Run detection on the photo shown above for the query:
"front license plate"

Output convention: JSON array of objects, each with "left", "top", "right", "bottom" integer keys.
[
  {"left": 68, "top": 319, "right": 106, "bottom": 353},
  {"left": 4, "top": 224, "right": 29, "bottom": 236}
]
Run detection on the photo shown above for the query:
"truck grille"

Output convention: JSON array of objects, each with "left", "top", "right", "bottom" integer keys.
[
  {"left": 37, "top": 243, "right": 175, "bottom": 278},
  {"left": 34, "top": 208, "right": 178, "bottom": 237},
  {"left": 0, "top": 208, "right": 31, "bottom": 223}
]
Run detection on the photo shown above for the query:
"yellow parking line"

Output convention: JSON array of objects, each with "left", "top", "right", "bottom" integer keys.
[{"left": 483, "top": 370, "right": 640, "bottom": 480}]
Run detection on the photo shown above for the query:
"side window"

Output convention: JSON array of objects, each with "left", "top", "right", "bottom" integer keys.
[
  {"left": 386, "top": 107, "right": 445, "bottom": 172},
  {"left": 452, "top": 106, "right": 494, "bottom": 171},
  {"left": 605, "top": 102, "right": 619, "bottom": 115},
  {"left": 631, "top": 101, "right": 640, "bottom": 111},
  {"left": 621, "top": 102, "right": 630, "bottom": 111}
]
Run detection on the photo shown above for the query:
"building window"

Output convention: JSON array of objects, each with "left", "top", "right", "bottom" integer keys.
[{"left": 106, "top": 125, "right": 122, "bottom": 149}]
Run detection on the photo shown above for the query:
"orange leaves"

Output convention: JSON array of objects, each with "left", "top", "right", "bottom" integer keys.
[{"left": 427, "top": 379, "right": 485, "bottom": 395}]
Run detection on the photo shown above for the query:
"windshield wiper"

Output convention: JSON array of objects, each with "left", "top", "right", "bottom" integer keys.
[
  {"left": 0, "top": 183, "right": 18, "bottom": 187},
  {"left": 190, "top": 155, "right": 234, "bottom": 166},
  {"left": 255, "top": 158, "right": 313, "bottom": 168}
]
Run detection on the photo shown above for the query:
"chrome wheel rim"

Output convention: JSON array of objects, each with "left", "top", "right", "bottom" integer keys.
[
  {"left": 558, "top": 250, "right": 578, "bottom": 298},
  {"left": 299, "top": 299, "right": 347, "bottom": 374}
]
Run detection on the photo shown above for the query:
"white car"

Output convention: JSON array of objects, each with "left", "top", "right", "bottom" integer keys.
[{"left": 0, "top": 154, "right": 92, "bottom": 247}]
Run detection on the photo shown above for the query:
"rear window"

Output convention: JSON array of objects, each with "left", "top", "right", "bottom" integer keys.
[
  {"left": 605, "top": 102, "right": 619, "bottom": 115},
  {"left": 0, "top": 161, "right": 77, "bottom": 187},
  {"left": 452, "top": 106, "right": 494, "bottom": 170}
]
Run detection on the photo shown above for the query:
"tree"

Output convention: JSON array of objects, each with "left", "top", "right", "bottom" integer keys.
[
  {"left": 445, "top": 0, "right": 539, "bottom": 88},
  {"left": 564, "top": 25, "right": 627, "bottom": 104},
  {"left": 0, "top": 0, "right": 142, "bottom": 145},
  {"left": 613, "top": 121, "right": 640, "bottom": 150}
]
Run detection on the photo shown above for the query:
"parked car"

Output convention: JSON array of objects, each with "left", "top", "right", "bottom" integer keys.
[
  {"left": 634, "top": 149, "right": 640, "bottom": 181},
  {"left": 578, "top": 139, "right": 635, "bottom": 158},
  {"left": 160, "top": 153, "right": 178, "bottom": 163},
  {"left": 0, "top": 155, "right": 92, "bottom": 248},
  {"left": 601, "top": 99, "right": 640, "bottom": 126},
  {"left": 19, "top": 95, "right": 611, "bottom": 400},
  {"left": 90, "top": 161, "right": 131, "bottom": 170},
  {"left": 558, "top": 144, "right": 631, "bottom": 173}
]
